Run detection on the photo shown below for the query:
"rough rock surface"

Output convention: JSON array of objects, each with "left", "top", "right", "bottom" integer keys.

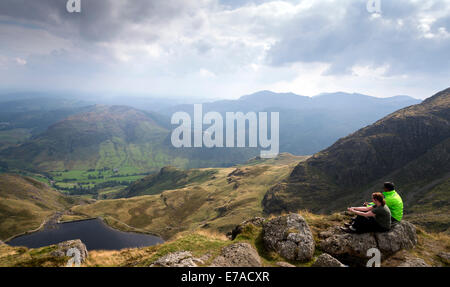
[
  {"left": 51, "top": 239, "right": 88, "bottom": 264},
  {"left": 276, "top": 262, "right": 296, "bottom": 267},
  {"left": 437, "top": 252, "right": 450, "bottom": 264},
  {"left": 150, "top": 251, "right": 207, "bottom": 267},
  {"left": 312, "top": 253, "right": 346, "bottom": 267},
  {"left": 263, "top": 213, "right": 315, "bottom": 262},
  {"left": 230, "top": 217, "right": 265, "bottom": 240},
  {"left": 320, "top": 221, "right": 417, "bottom": 265},
  {"left": 398, "top": 257, "right": 430, "bottom": 267},
  {"left": 210, "top": 243, "right": 262, "bottom": 267}
]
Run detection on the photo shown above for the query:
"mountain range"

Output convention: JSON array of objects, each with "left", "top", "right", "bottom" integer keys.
[{"left": 0, "top": 91, "right": 420, "bottom": 174}]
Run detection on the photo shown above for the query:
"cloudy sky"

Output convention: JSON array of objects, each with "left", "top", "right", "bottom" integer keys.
[{"left": 0, "top": 0, "right": 449, "bottom": 99}]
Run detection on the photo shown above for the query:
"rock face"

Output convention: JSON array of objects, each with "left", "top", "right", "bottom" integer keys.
[
  {"left": 262, "top": 214, "right": 315, "bottom": 262},
  {"left": 230, "top": 217, "right": 265, "bottom": 240},
  {"left": 374, "top": 221, "right": 417, "bottom": 253},
  {"left": 51, "top": 240, "right": 88, "bottom": 265},
  {"left": 398, "top": 257, "right": 430, "bottom": 267},
  {"left": 320, "top": 221, "right": 417, "bottom": 265},
  {"left": 210, "top": 243, "right": 262, "bottom": 267},
  {"left": 312, "top": 253, "right": 346, "bottom": 267},
  {"left": 276, "top": 262, "right": 296, "bottom": 267},
  {"left": 437, "top": 252, "right": 450, "bottom": 265},
  {"left": 151, "top": 251, "right": 208, "bottom": 267}
]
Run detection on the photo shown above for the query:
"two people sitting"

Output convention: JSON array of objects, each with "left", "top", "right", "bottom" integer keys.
[{"left": 342, "top": 182, "right": 404, "bottom": 234}]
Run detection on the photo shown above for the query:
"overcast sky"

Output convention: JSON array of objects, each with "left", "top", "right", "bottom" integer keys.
[{"left": 0, "top": 0, "right": 449, "bottom": 99}]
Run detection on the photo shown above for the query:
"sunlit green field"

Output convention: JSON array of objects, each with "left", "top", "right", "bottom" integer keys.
[{"left": 50, "top": 167, "right": 150, "bottom": 193}]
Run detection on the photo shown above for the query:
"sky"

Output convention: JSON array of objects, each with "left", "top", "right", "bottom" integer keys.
[{"left": 0, "top": 0, "right": 449, "bottom": 100}]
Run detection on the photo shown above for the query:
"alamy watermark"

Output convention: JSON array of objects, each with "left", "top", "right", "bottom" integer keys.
[
  {"left": 66, "top": 0, "right": 81, "bottom": 13},
  {"left": 366, "top": 247, "right": 381, "bottom": 267},
  {"left": 66, "top": 247, "right": 81, "bottom": 267},
  {"left": 367, "top": 0, "right": 381, "bottom": 14},
  {"left": 171, "top": 104, "right": 279, "bottom": 158}
]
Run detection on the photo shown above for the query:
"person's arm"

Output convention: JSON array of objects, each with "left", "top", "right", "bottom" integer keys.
[
  {"left": 349, "top": 205, "right": 373, "bottom": 212},
  {"left": 352, "top": 206, "right": 373, "bottom": 212},
  {"left": 349, "top": 208, "right": 375, "bottom": 217}
]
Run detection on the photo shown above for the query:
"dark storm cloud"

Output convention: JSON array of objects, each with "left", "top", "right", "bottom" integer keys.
[
  {"left": 266, "top": 0, "right": 450, "bottom": 75},
  {"left": 0, "top": 0, "right": 201, "bottom": 42}
]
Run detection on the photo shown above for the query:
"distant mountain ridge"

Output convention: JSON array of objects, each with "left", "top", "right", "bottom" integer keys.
[
  {"left": 161, "top": 90, "right": 421, "bottom": 155},
  {"left": 0, "top": 105, "right": 258, "bottom": 172},
  {"left": 263, "top": 87, "right": 450, "bottom": 228}
]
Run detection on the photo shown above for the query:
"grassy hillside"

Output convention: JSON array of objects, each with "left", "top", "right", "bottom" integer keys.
[
  {"left": 263, "top": 88, "right": 450, "bottom": 229},
  {"left": 67, "top": 154, "right": 306, "bottom": 239},
  {"left": 119, "top": 166, "right": 218, "bottom": 198},
  {"left": 0, "top": 174, "right": 76, "bottom": 241}
]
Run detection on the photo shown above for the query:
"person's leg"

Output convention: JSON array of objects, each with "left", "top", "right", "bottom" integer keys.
[{"left": 352, "top": 216, "right": 372, "bottom": 233}]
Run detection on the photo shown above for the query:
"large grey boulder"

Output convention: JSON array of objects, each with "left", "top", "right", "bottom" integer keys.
[
  {"left": 51, "top": 239, "right": 88, "bottom": 265},
  {"left": 211, "top": 243, "right": 262, "bottom": 267},
  {"left": 320, "top": 221, "right": 418, "bottom": 266},
  {"left": 150, "top": 251, "right": 207, "bottom": 267},
  {"left": 375, "top": 221, "right": 417, "bottom": 255},
  {"left": 312, "top": 253, "right": 346, "bottom": 267},
  {"left": 263, "top": 213, "right": 315, "bottom": 262}
]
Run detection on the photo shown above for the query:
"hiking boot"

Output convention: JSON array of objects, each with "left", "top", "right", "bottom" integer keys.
[{"left": 340, "top": 226, "right": 357, "bottom": 233}]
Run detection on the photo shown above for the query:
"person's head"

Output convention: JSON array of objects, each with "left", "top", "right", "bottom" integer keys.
[
  {"left": 372, "top": 192, "right": 386, "bottom": 206},
  {"left": 383, "top": 182, "right": 395, "bottom": 192}
]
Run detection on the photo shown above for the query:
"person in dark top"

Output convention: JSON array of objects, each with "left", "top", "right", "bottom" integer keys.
[
  {"left": 365, "top": 182, "right": 403, "bottom": 223},
  {"left": 341, "top": 192, "right": 391, "bottom": 233}
]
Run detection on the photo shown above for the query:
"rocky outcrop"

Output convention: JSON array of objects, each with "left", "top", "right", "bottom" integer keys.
[
  {"left": 312, "top": 253, "right": 346, "bottom": 267},
  {"left": 437, "top": 252, "right": 450, "bottom": 265},
  {"left": 229, "top": 217, "right": 265, "bottom": 240},
  {"left": 150, "top": 251, "right": 209, "bottom": 267},
  {"left": 263, "top": 213, "right": 315, "bottom": 262},
  {"left": 210, "top": 243, "right": 262, "bottom": 267},
  {"left": 51, "top": 240, "right": 88, "bottom": 265},
  {"left": 320, "top": 221, "right": 417, "bottom": 265},
  {"left": 398, "top": 257, "right": 430, "bottom": 267},
  {"left": 374, "top": 221, "right": 417, "bottom": 253}
]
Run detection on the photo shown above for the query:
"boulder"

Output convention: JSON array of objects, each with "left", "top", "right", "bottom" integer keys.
[
  {"left": 51, "top": 239, "right": 88, "bottom": 265},
  {"left": 276, "top": 262, "right": 296, "bottom": 267},
  {"left": 312, "top": 253, "right": 346, "bottom": 267},
  {"left": 320, "top": 221, "right": 418, "bottom": 266},
  {"left": 151, "top": 251, "right": 201, "bottom": 267},
  {"left": 262, "top": 213, "right": 315, "bottom": 262},
  {"left": 398, "top": 257, "right": 430, "bottom": 267},
  {"left": 437, "top": 252, "right": 450, "bottom": 265},
  {"left": 210, "top": 243, "right": 262, "bottom": 267},
  {"left": 230, "top": 217, "right": 265, "bottom": 240},
  {"left": 375, "top": 221, "right": 417, "bottom": 255}
]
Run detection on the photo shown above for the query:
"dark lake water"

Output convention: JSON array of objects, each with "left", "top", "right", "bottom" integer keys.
[{"left": 7, "top": 218, "right": 164, "bottom": 250}]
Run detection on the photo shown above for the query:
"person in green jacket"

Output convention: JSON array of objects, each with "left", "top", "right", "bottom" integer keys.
[{"left": 379, "top": 182, "right": 403, "bottom": 222}]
